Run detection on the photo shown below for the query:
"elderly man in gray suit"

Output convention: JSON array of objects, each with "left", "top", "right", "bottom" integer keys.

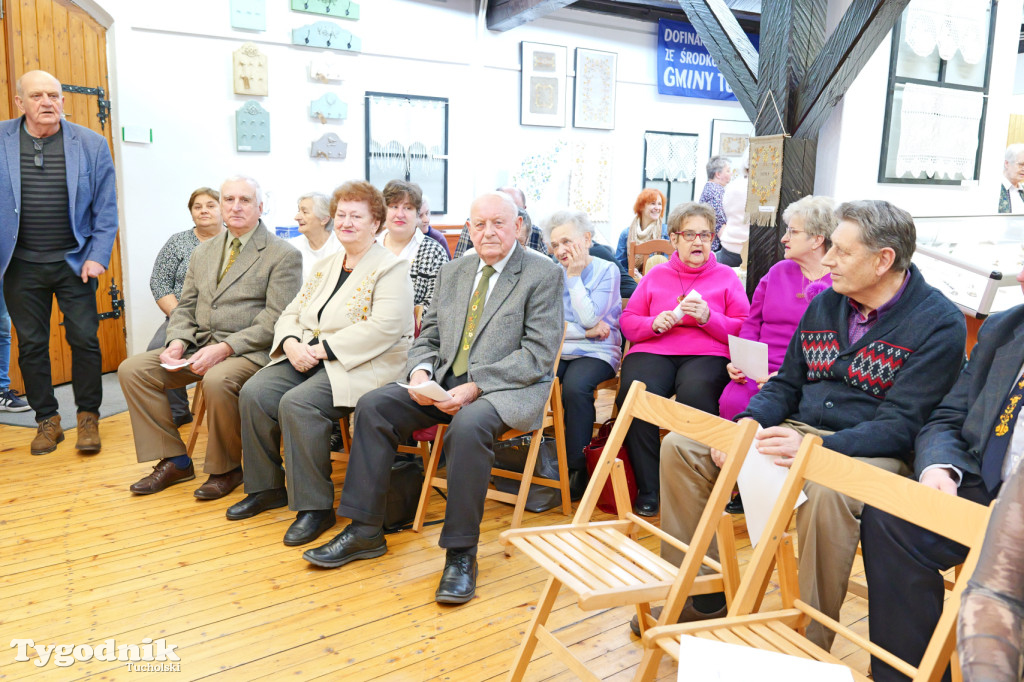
[
  {"left": 303, "top": 191, "right": 563, "bottom": 603},
  {"left": 119, "top": 176, "right": 302, "bottom": 500}
]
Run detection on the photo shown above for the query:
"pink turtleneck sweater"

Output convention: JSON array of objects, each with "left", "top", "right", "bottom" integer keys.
[{"left": 621, "top": 251, "right": 749, "bottom": 359}]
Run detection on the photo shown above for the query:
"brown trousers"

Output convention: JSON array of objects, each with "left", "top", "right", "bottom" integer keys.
[
  {"left": 118, "top": 348, "right": 260, "bottom": 474},
  {"left": 659, "top": 419, "right": 909, "bottom": 651}
]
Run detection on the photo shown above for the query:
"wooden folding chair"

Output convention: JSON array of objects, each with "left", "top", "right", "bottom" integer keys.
[
  {"left": 638, "top": 436, "right": 994, "bottom": 682},
  {"left": 412, "top": 330, "right": 571, "bottom": 541},
  {"left": 627, "top": 238, "right": 673, "bottom": 281},
  {"left": 498, "top": 381, "right": 760, "bottom": 681}
]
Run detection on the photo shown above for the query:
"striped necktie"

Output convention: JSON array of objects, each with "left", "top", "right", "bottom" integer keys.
[{"left": 218, "top": 238, "right": 242, "bottom": 284}]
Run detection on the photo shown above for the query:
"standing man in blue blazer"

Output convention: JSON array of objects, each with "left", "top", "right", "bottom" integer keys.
[{"left": 0, "top": 70, "right": 118, "bottom": 456}]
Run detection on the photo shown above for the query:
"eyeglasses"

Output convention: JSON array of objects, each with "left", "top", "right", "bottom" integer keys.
[
  {"left": 672, "top": 230, "right": 714, "bottom": 242},
  {"left": 32, "top": 139, "right": 43, "bottom": 169},
  {"left": 783, "top": 227, "right": 806, "bottom": 237}
]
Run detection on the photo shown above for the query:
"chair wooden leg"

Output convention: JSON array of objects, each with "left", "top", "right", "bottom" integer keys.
[
  {"left": 412, "top": 426, "right": 446, "bottom": 532},
  {"left": 717, "top": 512, "right": 739, "bottom": 605},
  {"left": 633, "top": 646, "right": 664, "bottom": 682},
  {"left": 506, "top": 429, "right": 544, "bottom": 556},
  {"left": 550, "top": 385, "right": 572, "bottom": 516},
  {"left": 507, "top": 576, "right": 561, "bottom": 682},
  {"left": 185, "top": 382, "right": 206, "bottom": 457},
  {"left": 634, "top": 601, "right": 653, "bottom": 636}
]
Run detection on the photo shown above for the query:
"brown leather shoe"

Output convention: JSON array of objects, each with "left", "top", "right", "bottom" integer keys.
[
  {"left": 31, "top": 416, "right": 64, "bottom": 456},
  {"left": 129, "top": 459, "right": 196, "bottom": 495},
  {"left": 76, "top": 411, "right": 101, "bottom": 453},
  {"left": 194, "top": 468, "right": 244, "bottom": 500}
]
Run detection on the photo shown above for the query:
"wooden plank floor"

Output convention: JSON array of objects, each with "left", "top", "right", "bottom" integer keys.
[{"left": 0, "top": 388, "right": 873, "bottom": 681}]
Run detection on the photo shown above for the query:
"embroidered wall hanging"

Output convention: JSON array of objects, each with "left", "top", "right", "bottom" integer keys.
[
  {"left": 236, "top": 101, "right": 270, "bottom": 152},
  {"left": 232, "top": 43, "right": 268, "bottom": 96},
  {"left": 745, "top": 134, "right": 785, "bottom": 227}
]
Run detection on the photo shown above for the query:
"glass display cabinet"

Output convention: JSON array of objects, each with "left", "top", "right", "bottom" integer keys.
[{"left": 913, "top": 214, "right": 1024, "bottom": 319}]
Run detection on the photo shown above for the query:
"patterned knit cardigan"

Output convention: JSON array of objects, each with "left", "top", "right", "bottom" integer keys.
[{"left": 740, "top": 264, "right": 967, "bottom": 464}]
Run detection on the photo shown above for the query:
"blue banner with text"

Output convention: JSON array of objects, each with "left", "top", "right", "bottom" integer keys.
[{"left": 657, "top": 19, "right": 758, "bottom": 100}]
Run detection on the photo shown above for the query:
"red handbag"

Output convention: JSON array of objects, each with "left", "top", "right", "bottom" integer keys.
[{"left": 583, "top": 419, "right": 638, "bottom": 514}]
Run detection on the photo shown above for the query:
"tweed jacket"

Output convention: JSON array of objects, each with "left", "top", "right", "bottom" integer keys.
[
  {"left": 915, "top": 305, "right": 1024, "bottom": 481},
  {"left": 166, "top": 220, "right": 302, "bottom": 367},
  {"left": 269, "top": 243, "right": 414, "bottom": 407},
  {"left": 409, "top": 243, "right": 564, "bottom": 432},
  {"left": 0, "top": 116, "right": 118, "bottom": 277}
]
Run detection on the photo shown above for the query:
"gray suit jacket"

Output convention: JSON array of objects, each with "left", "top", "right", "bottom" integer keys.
[
  {"left": 167, "top": 220, "right": 302, "bottom": 367},
  {"left": 915, "top": 305, "right": 1024, "bottom": 481},
  {"left": 409, "top": 243, "right": 564, "bottom": 432}
]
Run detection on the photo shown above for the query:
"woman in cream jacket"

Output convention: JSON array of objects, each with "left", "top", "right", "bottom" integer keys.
[{"left": 231, "top": 180, "right": 414, "bottom": 547}]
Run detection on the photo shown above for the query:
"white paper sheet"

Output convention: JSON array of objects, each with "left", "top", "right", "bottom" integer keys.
[
  {"left": 396, "top": 380, "right": 453, "bottom": 402},
  {"left": 671, "top": 289, "right": 703, "bottom": 321},
  {"left": 160, "top": 358, "right": 193, "bottom": 370},
  {"left": 728, "top": 335, "right": 769, "bottom": 383},
  {"left": 735, "top": 427, "right": 807, "bottom": 547},
  {"left": 677, "top": 635, "right": 854, "bottom": 681}
]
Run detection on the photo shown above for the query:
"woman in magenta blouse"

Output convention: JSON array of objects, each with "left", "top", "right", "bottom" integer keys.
[
  {"left": 718, "top": 195, "right": 836, "bottom": 421},
  {"left": 616, "top": 202, "right": 750, "bottom": 516}
]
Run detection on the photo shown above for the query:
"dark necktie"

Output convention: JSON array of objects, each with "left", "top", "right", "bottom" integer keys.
[
  {"left": 981, "top": 372, "right": 1024, "bottom": 492},
  {"left": 451, "top": 265, "right": 496, "bottom": 377},
  {"left": 218, "top": 238, "right": 242, "bottom": 284}
]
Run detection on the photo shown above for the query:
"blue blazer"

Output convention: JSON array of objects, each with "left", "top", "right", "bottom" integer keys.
[{"left": 0, "top": 116, "right": 118, "bottom": 277}]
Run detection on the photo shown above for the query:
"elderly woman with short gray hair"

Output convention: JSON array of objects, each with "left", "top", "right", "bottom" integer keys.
[
  {"left": 544, "top": 209, "right": 622, "bottom": 499},
  {"left": 290, "top": 192, "right": 342, "bottom": 279}
]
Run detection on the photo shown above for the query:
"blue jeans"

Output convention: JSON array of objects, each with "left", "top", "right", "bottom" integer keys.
[{"left": 0, "top": 283, "right": 10, "bottom": 389}]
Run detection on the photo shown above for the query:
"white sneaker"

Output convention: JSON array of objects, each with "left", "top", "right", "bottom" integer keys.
[{"left": 0, "top": 388, "right": 30, "bottom": 412}]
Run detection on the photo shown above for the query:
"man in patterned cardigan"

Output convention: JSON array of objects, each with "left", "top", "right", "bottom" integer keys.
[{"left": 636, "top": 200, "right": 966, "bottom": 652}]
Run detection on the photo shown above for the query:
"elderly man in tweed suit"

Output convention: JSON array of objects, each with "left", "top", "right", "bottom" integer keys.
[
  {"left": 119, "top": 176, "right": 302, "bottom": 500},
  {"left": 303, "top": 192, "right": 563, "bottom": 604}
]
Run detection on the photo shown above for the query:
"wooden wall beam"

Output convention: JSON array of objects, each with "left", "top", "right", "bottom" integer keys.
[
  {"left": 677, "top": 0, "right": 759, "bottom": 121},
  {"left": 791, "top": 0, "right": 910, "bottom": 139},
  {"left": 486, "top": 0, "right": 575, "bottom": 32},
  {"left": 755, "top": 0, "right": 825, "bottom": 135}
]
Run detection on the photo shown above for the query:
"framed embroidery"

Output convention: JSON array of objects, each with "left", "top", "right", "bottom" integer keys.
[{"left": 520, "top": 42, "right": 567, "bottom": 128}]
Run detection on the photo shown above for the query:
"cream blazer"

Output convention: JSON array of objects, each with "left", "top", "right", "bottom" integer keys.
[{"left": 269, "top": 242, "right": 414, "bottom": 407}]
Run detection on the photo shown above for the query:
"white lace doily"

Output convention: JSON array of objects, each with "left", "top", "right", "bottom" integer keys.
[
  {"left": 904, "top": 0, "right": 989, "bottom": 64},
  {"left": 644, "top": 132, "right": 698, "bottom": 182},
  {"left": 895, "top": 83, "right": 983, "bottom": 180}
]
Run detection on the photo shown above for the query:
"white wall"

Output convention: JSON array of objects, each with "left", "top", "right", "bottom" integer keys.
[
  {"left": 815, "top": 0, "right": 1024, "bottom": 213},
  {"left": 82, "top": 0, "right": 1023, "bottom": 353},
  {"left": 92, "top": 0, "right": 746, "bottom": 352}
]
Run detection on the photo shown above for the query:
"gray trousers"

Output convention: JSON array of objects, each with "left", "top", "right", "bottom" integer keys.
[
  {"left": 239, "top": 361, "right": 352, "bottom": 511},
  {"left": 146, "top": 318, "right": 191, "bottom": 423},
  {"left": 659, "top": 420, "right": 909, "bottom": 651}
]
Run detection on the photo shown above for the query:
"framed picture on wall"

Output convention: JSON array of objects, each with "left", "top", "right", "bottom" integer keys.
[
  {"left": 710, "top": 118, "right": 754, "bottom": 164},
  {"left": 520, "top": 41, "right": 567, "bottom": 128},
  {"left": 573, "top": 48, "right": 616, "bottom": 130}
]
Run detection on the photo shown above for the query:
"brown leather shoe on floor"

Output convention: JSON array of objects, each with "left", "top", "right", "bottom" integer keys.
[
  {"left": 129, "top": 459, "right": 196, "bottom": 495},
  {"left": 31, "top": 416, "right": 64, "bottom": 456},
  {"left": 628, "top": 599, "right": 728, "bottom": 637},
  {"left": 194, "top": 468, "right": 244, "bottom": 500},
  {"left": 76, "top": 411, "right": 101, "bottom": 453}
]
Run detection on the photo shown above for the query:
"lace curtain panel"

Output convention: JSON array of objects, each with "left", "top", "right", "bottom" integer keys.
[
  {"left": 644, "top": 133, "right": 698, "bottom": 182},
  {"left": 904, "top": 0, "right": 989, "bottom": 64},
  {"left": 895, "top": 83, "right": 983, "bottom": 180},
  {"left": 367, "top": 96, "right": 446, "bottom": 178}
]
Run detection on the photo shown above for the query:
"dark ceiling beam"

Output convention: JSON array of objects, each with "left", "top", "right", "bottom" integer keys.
[
  {"left": 677, "top": 0, "right": 759, "bottom": 120},
  {"left": 486, "top": 0, "right": 575, "bottom": 31},
  {"left": 791, "top": 0, "right": 910, "bottom": 138},
  {"left": 756, "top": 0, "right": 825, "bottom": 135}
]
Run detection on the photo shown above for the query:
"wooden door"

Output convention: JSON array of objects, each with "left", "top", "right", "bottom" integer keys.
[{"left": 2, "top": 0, "right": 126, "bottom": 394}]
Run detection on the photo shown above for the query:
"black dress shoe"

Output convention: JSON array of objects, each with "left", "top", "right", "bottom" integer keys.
[
  {"left": 435, "top": 551, "right": 478, "bottom": 604},
  {"left": 303, "top": 524, "right": 387, "bottom": 569},
  {"left": 569, "top": 468, "right": 588, "bottom": 502},
  {"left": 283, "top": 509, "right": 337, "bottom": 546},
  {"left": 634, "top": 491, "right": 659, "bottom": 517},
  {"left": 725, "top": 492, "right": 744, "bottom": 514},
  {"left": 225, "top": 488, "right": 288, "bottom": 520}
]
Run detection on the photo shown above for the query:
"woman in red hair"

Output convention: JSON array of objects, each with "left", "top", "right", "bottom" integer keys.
[{"left": 615, "top": 188, "right": 668, "bottom": 277}]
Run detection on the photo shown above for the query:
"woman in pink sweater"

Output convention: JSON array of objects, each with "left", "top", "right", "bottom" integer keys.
[{"left": 615, "top": 202, "right": 749, "bottom": 516}]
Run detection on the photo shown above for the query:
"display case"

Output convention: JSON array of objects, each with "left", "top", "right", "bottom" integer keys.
[{"left": 913, "top": 214, "right": 1024, "bottom": 319}]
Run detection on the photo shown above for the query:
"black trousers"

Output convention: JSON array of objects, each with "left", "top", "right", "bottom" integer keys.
[
  {"left": 4, "top": 258, "right": 101, "bottom": 420},
  {"left": 556, "top": 356, "right": 615, "bottom": 471},
  {"left": 615, "top": 352, "right": 729, "bottom": 495},
  {"left": 337, "top": 375, "right": 508, "bottom": 551},
  {"left": 860, "top": 481, "right": 995, "bottom": 682}
]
